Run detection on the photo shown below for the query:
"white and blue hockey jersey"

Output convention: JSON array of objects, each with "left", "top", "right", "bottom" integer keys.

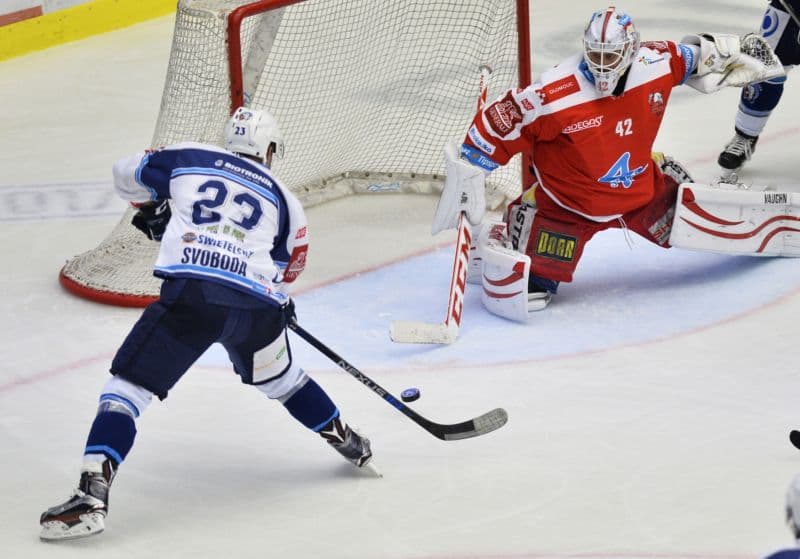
[{"left": 113, "top": 142, "right": 308, "bottom": 305}]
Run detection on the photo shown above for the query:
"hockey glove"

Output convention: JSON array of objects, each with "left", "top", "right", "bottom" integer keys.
[
  {"left": 683, "top": 33, "right": 784, "bottom": 93},
  {"left": 131, "top": 200, "right": 171, "bottom": 241}
]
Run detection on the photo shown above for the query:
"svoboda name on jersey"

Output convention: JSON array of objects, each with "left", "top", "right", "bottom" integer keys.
[{"left": 180, "top": 248, "right": 248, "bottom": 276}]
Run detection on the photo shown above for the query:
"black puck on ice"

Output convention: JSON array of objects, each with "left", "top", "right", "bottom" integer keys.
[
  {"left": 401, "top": 388, "right": 421, "bottom": 402},
  {"left": 790, "top": 430, "right": 800, "bottom": 450}
]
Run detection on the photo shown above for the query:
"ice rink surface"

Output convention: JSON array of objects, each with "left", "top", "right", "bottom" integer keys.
[{"left": 1, "top": 1, "right": 800, "bottom": 558}]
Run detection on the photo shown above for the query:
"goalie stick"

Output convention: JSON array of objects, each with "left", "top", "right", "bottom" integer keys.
[
  {"left": 288, "top": 318, "right": 508, "bottom": 441},
  {"left": 390, "top": 64, "right": 493, "bottom": 345},
  {"left": 390, "top": 214, "right": 471, "bottom": 344}
]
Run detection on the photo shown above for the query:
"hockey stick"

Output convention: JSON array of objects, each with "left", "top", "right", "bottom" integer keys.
[
  {"left": 288, "top": 318, "right": 508, "bottom": 441},
  {"left": 389, "top": 65, "right": 493, "bottom": 345},
  {"left": 390, "top": 215, "right": 471, "bottom": 344}
]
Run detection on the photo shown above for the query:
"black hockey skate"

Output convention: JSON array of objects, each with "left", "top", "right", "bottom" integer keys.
[
  {"left": 718, "top": 130, "right": 758, "bottom": 171},
  {"left": 40, "top": 460, "right": 116, "bottom": 541},
  {"left": 320, "top": 417, "right": 373, "bottom": 468}
]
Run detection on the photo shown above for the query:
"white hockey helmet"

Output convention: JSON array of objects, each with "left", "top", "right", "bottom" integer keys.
[
  {"left": 786, "top": 474, "right": 800, "bottom": 541},
  {"left": 224, "top": 106, "right": 285, "bottom": 164},
  {"left": 583, "top": 6, "right": 640, "bottom": 96}
]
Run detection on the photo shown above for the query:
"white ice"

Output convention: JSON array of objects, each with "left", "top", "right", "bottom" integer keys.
[{"left": 1, "top": 1, "right": 800, "bottom": 558}]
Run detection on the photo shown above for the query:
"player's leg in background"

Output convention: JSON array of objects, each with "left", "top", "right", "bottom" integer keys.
[
  {"left": 718, "top": 0, "right": 800, "bottom": 171},
  {"left": 225, "top": 304, "right": 373, "bottom": 469}
]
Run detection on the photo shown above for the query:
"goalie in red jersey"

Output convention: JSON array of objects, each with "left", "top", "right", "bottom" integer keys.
[{"left": 431, "top": 6, "right": 783, "bottom": 321}]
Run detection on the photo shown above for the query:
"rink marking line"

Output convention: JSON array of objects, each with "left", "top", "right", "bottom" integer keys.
[{"left": 0, "top": 353, "right": 112, "bottom": 394}]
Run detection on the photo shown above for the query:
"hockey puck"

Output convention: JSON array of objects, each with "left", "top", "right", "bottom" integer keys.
[
  {"left": 791, "top": 430, "right": 800, "bottom": 450},
  {"left": 401, "top": 388, "right": 421, "bottom": 402}
]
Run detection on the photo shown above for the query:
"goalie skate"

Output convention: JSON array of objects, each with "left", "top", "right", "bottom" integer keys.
[{"left": 40, "top": 460, "right": 116, "bottom": 541}]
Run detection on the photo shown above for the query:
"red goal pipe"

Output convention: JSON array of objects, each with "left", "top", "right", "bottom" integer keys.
[
  {"left": 515, "top": 0, "right": 534, "bottom": 189},
  {"left": 227, "top": 0, "right": 304, "bottom": 113}
]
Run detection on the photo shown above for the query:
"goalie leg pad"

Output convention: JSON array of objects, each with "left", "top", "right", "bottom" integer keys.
[
  {"left": 467, "top": 219, "right": 510, "bottom": 285},
  {"left": 670, "top": 182, "right": 800, "bottom": 256},
  {"left": 481, "top": 239, "right": 531, "bottom": 323}
]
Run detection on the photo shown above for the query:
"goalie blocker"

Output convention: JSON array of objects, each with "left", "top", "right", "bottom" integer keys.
[{"left": 670, "top": 182, "right": 800, "bottom": 256}]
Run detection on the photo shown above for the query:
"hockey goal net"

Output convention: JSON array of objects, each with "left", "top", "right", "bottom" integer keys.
[{"left": 59, "top": 0, "right": 531, "bottom": 306}]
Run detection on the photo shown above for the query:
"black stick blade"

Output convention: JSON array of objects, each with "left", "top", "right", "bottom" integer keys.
[{"left": 791, "top": 430, "right": 800, "bottom": 450}]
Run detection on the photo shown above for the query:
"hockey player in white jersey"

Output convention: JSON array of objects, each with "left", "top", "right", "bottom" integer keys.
[
  {"left": 718, "top": 0, "right": 800, "bottom": 172},
  {"left": 39, "top": 107, "right": 374, "bottom": 541}
]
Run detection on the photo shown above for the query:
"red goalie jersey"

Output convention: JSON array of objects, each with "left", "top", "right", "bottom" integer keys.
[{"left": 463, "top": 41, "right": 694, "bottom": 222}]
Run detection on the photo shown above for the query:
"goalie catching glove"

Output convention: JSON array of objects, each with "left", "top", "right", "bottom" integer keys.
[
  {"left": 431, "top": 141, "right": 487, "bottom": 235},
  {"left": 683, "top": 32, "right": 784, "bottom": 93},
  {"left": 131, "top": 199, "right": 171, "bottom": 241}
]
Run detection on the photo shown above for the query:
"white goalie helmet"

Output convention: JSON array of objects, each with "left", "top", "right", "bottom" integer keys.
[
  {"left": 583, "top": 6, "right": 640, "bottom": 96},
  {"left": 224, "top": 106, "right": 285, "bottom": 165}
]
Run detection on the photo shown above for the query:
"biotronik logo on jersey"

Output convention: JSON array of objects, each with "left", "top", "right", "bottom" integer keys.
[{"left": 222, "top": 161, "right": 273, "bottom": 188}]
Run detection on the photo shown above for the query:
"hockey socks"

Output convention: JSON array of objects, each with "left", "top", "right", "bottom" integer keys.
[
  {"left": 84, "top": 410, "right": 136, "bottom": 466},
  {"left": 736, "top": 77, "right": 785, "bottom": 137},
  {"left": 281, "top": 377, "right": 339, "bottom": 432}
]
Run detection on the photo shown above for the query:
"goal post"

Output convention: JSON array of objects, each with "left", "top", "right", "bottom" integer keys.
[{"left": 59, "top": 0, "right": 532, "bottom": 307}]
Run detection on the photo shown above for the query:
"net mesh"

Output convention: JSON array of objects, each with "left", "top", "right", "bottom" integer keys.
[{"left": 60, "top": 0, "right": 527, "bottom": 304}]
